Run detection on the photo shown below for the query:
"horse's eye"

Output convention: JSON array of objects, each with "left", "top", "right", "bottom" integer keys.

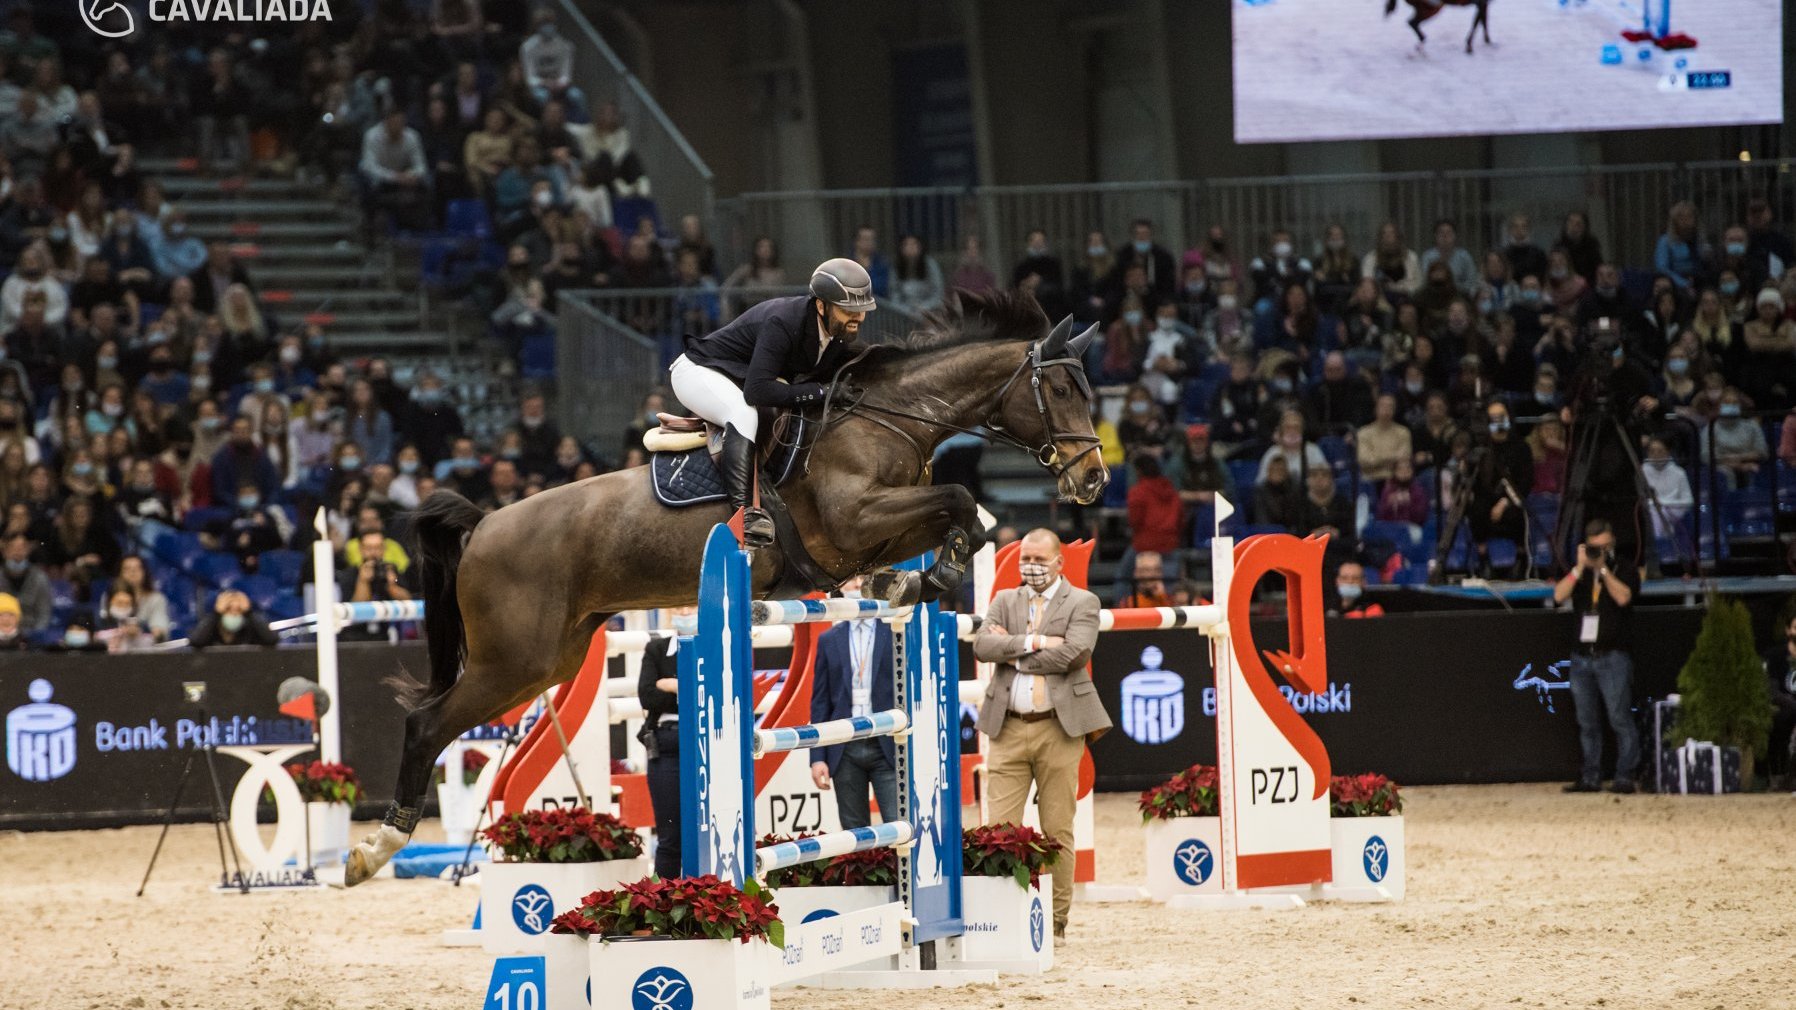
[{"left": 1051, "top": 384, "right": 1070, "bottom": 398}]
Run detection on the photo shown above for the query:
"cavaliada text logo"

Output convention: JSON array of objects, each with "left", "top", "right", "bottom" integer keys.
[{"left": 81, "top": 0, "right": 335, "bottom": 38}]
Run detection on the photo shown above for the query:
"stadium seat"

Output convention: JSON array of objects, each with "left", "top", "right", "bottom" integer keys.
[
  {"left": 444, "top": 198, "right": 493, "bottom": 239},
  {"left": 259, "top": 549, "right": 307, "bottom": 587},
  {"left": 190, "top": 551, "right": 242, "bottom": 584},
  {"left": 613, "top": 197, "right": 661, "bottom": 238},
  {"left": 236, "top": 574, "right": 279, "bottom": 612}
]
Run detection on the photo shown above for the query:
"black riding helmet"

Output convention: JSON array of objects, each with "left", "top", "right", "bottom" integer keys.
[{"left": 809, "top": 258, "right": 878, "bottom": 315}]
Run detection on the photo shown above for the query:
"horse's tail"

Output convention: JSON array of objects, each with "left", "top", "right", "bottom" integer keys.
[
  {"left": 393, "top": 490, "right": 486, "bottom": 709},
  {"left": 1384, "top": 0, "right": 1398, "bottom": 16}
]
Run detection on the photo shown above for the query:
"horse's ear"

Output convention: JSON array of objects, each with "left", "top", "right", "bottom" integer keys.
[
  {"left": 1042, "top": 315, "right": 1074, "bottom": 357},
  {"left": 1066, "top": 322, "right": 1099, "bottom": 358}
]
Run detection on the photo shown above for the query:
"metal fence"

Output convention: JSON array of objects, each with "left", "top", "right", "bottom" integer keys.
[
  {"left": 554, "top": 0, "right": 715, "bottom": 227},
  {"left": 554, "top": 286, "right": 925, "bottom": 447},
  {"left": 716, "top": 160, "right": 1796, "bottom": 282}
]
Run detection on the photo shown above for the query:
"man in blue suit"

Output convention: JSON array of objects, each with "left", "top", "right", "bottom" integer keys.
[{"left": 809, "top": 577, "right": 897, "bottom": 829}]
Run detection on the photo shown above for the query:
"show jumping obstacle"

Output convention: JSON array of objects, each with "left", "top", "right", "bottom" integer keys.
[{"left": 679, "top": 523, "right": 989, "bottom": 988}]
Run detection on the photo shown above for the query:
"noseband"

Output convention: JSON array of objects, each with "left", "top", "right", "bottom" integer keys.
[
  {"left": 826, "top": 338, "right": 1104, "bottom": 483},
  {"left": 983, "top": 342, "right": 1105, "bottom": 479}
]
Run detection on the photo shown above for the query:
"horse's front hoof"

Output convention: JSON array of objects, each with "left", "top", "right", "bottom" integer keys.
[
  {"left": 344, "top": 845, "right": 378, "bottom": 887},
  {"left": 865, "top": 569, "right": 922, "bottom": 608}
]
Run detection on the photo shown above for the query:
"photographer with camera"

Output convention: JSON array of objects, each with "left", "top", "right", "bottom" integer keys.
[
  {"left": 1559, "top": 322, "right": 1658, "bottom": 570},
  {"left": 339, "top": 530, "right": 416, "bottom": 642},
  {"left": 1552, "top": 519, "right": 1641, "bottom": 794},
  {"left": 1468, "top": 400, "right": 1533, "bottom": 578}
]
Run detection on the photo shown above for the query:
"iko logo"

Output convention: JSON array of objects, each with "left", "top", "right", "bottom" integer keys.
[
  {"left": 1362, "top": 835, "right": 1389, "bottom": 883},
  {"left": 6, "top": 679, "right": 76, "bottom": 782},
  {"left": 1027, "top": 896, "right": 1045, "bottom": 953},
  {"left": 632, "top": 966, "right": 693, "bottom": 1010},
  {"left": 1120, "top": 646, "right": 1184, "bottom": 744},
  {"left": 80, "top": 1, "right": 134, "bottom": 37},
  {"left": 510, "top": 883, "right": 555, "bottom": 935},
  {"left": 1173, "top": 837, "right": 1213, "bottom": 886}
]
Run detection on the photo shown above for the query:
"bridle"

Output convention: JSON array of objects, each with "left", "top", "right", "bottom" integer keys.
[{"left": 823, "top": 338, "right": 1104, "bottom": 482}]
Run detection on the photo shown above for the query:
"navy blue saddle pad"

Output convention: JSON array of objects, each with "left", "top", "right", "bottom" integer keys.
[{"left": 650, "top": 423, "right": 808, "bottom": 508}]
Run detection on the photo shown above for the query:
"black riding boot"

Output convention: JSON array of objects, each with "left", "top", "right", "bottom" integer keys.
[{"left": 721, "top": 424, "right": 774, "bottom": 547}]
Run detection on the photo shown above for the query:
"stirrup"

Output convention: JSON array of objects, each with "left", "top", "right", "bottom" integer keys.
[{"left": 741, "top": 507, "right": 775, "bottom": 548}]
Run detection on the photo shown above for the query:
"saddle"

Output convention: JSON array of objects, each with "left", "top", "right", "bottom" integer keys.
[{"left": 644, "top": 410, "right": 809, "bottom": 509}]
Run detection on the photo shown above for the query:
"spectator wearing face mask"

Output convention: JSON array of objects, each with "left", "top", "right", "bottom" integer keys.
[
  {"left": 434, "top": 435, "right": 492, "bottom": 501},
  {"left": 1108, "top": 218, "right": 1177, "bottom": 306},
  {"left": 1139, "top": 302, "right": 1199, "bottom": 408},
  {"left": 1099, "top": 295, "right": 1149, "bottom": 383},
  {"left": 1299, "top": 467, "right": 1355, "bottom": 556},
  {"left": 190, "top": 589, "right": 277, "bottom": 648},
  {"left": 400, "top": 369, "right": 465, "bottom": 466},
  {"left": 1639, "top": 436, "right": 1692, "bottom": 540},
  {"left": 1543, "top": 249, "right": 1589, "bottom": 313},
  {"left": 1659, "top": 350, "right": 1700, "bottom": 414},
  {"left": 96, "top": 585, "right": 155, "bottom": 653},
  {"left": 1307, "top": 351, "right": 1374, "bottom": 433},
  {"left": 1374, "top": 457, "right": 1429, "bottom": 526},
  {"left": 1116, "top": 550, "right": 1172, "bottom": 609},
  {"left": 1363, "top": 222, "right": 1421, "bottom": 301},
  {"left": 1468, "top": 401, "right": 1533, "bottom": 578},
  {"left": 1257, "top": 411, "right": 1327, "bottom": 486},
  {"left": 1249, "top": 229, "right": 1312, "bottom": 313},
  {"left": 1117, "top": 385, "right": 1169, "bottom": 466},
  {"left": 516, "top": 392, "right": 561, "bottom": 477},
  {"left": 1163, "top": 424, "right": 1235, "bottom": 511},
  {"left": 203, "top": 480, "right": 293, "bottom": 574},
  {"left": 1527, "top": 416, "right": 1570, "bottom": 497},
  {"left": 1503, "top": 214, "right": 1549, "bottom": 286},
  {"left": 0, "top": 592, "right": 30, "bottom": 650},
  {"left": 1125, "top": 456, "right": 1183, "bottom": 558},
  {"left": 54, "top": 614, "right": 105, "bottom": 652},
  {"left": 1013, "top": 229, "right": 1070, "bottom": 321},
  {"left": 1702, "top": 387, "right": 1768, "bottom": 490},
  {"left": 1331, "top": 561, "right": 1383, "bottom": 618}
]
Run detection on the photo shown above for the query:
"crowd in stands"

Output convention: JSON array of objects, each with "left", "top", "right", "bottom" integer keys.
[
  {"left": 803, "top": 201, "right": 1796, "bottom": 598},
  {"left": 0, "top": 6, "right": 638, "bottom": 650}
]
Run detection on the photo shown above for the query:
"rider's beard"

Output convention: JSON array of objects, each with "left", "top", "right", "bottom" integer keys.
[{"left": 828, "top": 315, "right": 860, "bottom": 342}]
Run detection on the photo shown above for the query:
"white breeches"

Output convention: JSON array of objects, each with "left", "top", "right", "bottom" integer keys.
[{"left": 670, "top": 355, "right": 759, "bottom": 439}]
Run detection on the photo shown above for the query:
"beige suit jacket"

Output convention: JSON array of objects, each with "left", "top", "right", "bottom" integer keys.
[{"left": 971, "top": 581, "right": 1113, "bottom": 742}]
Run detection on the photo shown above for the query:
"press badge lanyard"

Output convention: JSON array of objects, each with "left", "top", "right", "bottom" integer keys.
[
  {"left": 851, "top": 622, "right": 873, "bottom": 715},
  {"left": 1580, "top": 572, "right": 1602, "bottom": 644}
]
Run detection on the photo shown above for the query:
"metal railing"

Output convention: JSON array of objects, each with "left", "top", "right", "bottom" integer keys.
[
  {"left": 554, "top": 0, "right": 715, "bottom": 227},
  {"left": 716, "top": 160, "right": 1796, "bottom": 284},
  {"left": 557, "top": 292, "right": 664, "bottom": 460},
  {"left": 554, "top": 286, "right": 926, "bottom": 448}
]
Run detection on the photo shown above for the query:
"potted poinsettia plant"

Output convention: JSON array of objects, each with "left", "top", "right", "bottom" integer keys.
[
  {"left": 477, "top": 806, "right": 651, "bottom": 955},
  {"left": 1327, "top": 773, "right": 1406, "bottom": 900},
  {"left": 553, "top": 875, "right": 782, "bottom": 1010},
  {"left": 286, "top": 760, "right": 359, "bottom": 868},
  {"left": 757, "top": 834, "right": 899, "bottom": 973},
  {"left": 1138, "top": 763, "right": 1224, "bottom": 901},
  {"left": 957, "top": 823, "right": 1059, "bottom": 972},
  {"left": 433, "top": 744, "right": 496, "bottom": 845}
]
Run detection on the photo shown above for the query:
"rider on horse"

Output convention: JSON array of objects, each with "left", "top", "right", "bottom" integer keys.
[{"left": 670, "top": 258, "right": 876, "bottom": 547}]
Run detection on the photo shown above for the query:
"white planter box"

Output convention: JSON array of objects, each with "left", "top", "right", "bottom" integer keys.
[
  {"left": 956, "top": 874, "right": 1052, "bottom": 973},
  {"left": 480, "top": 858, "right": 652, "bottom": 954},
  {"left": 305, "top": 802, "right": 351, "bottom": 868},
  {"left": 436, "top": 778, "right": 481, "bottom": 846},
  {"left": 1142, "top": 816, "right": 1223, "bottom": 901},
  {"left": 767, "top": 885, "right": 897, "bottom": 978},
  {"left": 591, "top": 935, "right": 772, "bottom": 1010},
  {"left": 1328, "top": 816, "right": 1405, "bottom": 901},
  {"left": 541, "top": 933, "right": 591, "bottom": 1010}
]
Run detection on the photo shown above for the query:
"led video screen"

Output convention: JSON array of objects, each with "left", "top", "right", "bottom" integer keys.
[{"left": 1232, "top": 0, "right": 1784, "bottom": 143}]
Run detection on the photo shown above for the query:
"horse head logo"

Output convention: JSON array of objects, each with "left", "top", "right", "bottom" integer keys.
[
  {"left": 631, "top": 967, "right": 693, "bottom": 1010},
  {"left": 509, "top": 883, "right": 555, "bottom": 935},
  {"left": 80, "top": 0, "right": 135, "bottom": 38},
  {"left": 1173, "top": 838, "right": 1213, "bottom": 886}
]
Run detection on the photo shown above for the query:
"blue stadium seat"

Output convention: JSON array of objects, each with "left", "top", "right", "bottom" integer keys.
[
  {"left": 259, "top": 549, "right": 306, "bottom": 587},
  {"left": 444, "top": 198, "right": 493, "bottom": 239},
  {"left": 1488, "top": 538, "right": 1518, "bottom": 569},
  {"left": 1200, "top": 361, "right": 1231, "bottom": 384},
  {"left": 270, "top": 589, "right": 307, "bottom": 621},
  {"left": 183, "top": 507, "right": 232, "bottom": 532},
  {"left": 520, "top": 332, "right": 556, "bottom": 380},
  {"left": 236, "top": 574, "right": 279, "bottom": 612},
  {"left": 613, "top": 197, "right": 661, "bottom": 238},
  {"left": 190, "top": 551, "right": 242, "bottom": 584},
  {"left": 1361, "top": 520, "right": 1422, "bottom": 549},
  {"left": 1227, "top": 460, "right": 1259, "bottom": 493},
  {"left": 1101, "top": 468, "right": 1130, "bottom": 508}
]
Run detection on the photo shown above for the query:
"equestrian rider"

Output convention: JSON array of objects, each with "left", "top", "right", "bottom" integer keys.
[{"left": 671, "top": 258, "right": 876, "bottom": 546}]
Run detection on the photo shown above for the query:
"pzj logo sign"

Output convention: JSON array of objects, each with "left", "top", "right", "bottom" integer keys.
[
  {"left": 6, "top": 679, "right": 76, "bottom": 782},
  {"left": 81, "top": 0, "right": 337, "bottom": 37},
  {"left": 1120, "top": 646, "right": 1184, "bottom": 745}
]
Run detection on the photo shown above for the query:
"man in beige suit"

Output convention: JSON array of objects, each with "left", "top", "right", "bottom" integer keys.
[{"left": 973, "top": 528, "right": 1111, "bottom": 940}]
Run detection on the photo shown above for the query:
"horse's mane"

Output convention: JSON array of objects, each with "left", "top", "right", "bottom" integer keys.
[{"left": 868, "top": 289, "right": 1049, "bottom": 360}]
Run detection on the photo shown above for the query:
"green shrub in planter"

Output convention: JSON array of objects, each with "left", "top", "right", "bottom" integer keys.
[{"left": 1676, "top": 594, "right": 1774, "bottom": 785}]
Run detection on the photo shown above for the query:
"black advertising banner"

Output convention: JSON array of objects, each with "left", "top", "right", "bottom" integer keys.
[
  {"left": 0, "top": 643, "right": 419, "bottom": 831},
  {"left": 1083, "top": 607, "right": 1703, "bottom": 791}
]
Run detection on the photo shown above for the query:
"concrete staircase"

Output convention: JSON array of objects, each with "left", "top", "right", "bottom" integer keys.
[{"left": 147, "top": 160, "right": 441, "bottom": 353}]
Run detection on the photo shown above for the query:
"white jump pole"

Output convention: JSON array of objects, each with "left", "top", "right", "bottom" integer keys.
[{"left": 312, "top": 508, "right": 342, "bottom": 765}]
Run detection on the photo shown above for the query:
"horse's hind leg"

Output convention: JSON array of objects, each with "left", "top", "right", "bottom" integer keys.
[
  {"left": 1409, "top": 14, "right": 1427, "bottom": 52},
  {"left": 345, "top": 615, "right": 606, "bottom": 885},
  {"left": 1480, "top": 3, "right": 1492, "bottom": 44}
]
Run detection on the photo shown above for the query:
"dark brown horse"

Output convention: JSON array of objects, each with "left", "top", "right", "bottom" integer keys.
[
  {"left": 1386, "top": 0, "right": 1492, "bottom": 54},
  {"left": 343, "top": 291, "right": 1109, "bottom": 884}
]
